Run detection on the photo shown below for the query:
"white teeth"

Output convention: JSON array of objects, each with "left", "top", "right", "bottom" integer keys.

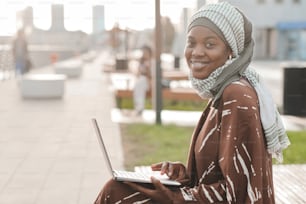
[{"left": 191, "top": 62, "right": 206, "bottom": 68}]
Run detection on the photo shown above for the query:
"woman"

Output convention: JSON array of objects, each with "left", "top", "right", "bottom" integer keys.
[
  {"left": 133, "top": 45, "right": 153, "bottom": 115},
  {"left": 94, "top": 2, "right": 290, "bottom": 203},
  {"left": 12, "top": 29, "right": 30, "bottom": 76}
]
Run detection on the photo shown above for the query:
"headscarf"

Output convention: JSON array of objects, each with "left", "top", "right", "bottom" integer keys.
[{"left": 187, "top": 1, "right": 290, "bottom": 162}]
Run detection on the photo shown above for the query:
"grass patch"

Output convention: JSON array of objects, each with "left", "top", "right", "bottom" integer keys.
[
  {"left": 281, "top": 131, "right": 306, "bottom": 164},
  {"left": 121, "top": 123, "right": 306, "bottom": 170},
  {"left": 118, "top": 98, "right": 206, "bottom": 111},
  {"left": 121, "top": 123, "right": 194, "bottom": 170}
]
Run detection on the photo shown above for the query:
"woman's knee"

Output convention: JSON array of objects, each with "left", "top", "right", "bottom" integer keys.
[
  {"left": 95, "top": 179, "right": 152, "bottom": 204},
  {"left": 96, "top": 179, "right": 131, "bottom": 201}
]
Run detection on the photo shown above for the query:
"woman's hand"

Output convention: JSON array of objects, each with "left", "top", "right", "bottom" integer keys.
[
  {"left": 125, "top": 177, "right": 184, "bottom": 204},
  {"left": 151, "top": 162, "right": 189, "bottom": 182}
]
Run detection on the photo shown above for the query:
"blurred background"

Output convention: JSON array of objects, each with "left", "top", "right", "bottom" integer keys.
[
  {"left": 0, "top": 1, "right": 305, "bottom": 203},
  {"left": 0, "top": 0, "right": 305, "bottom": 72}
]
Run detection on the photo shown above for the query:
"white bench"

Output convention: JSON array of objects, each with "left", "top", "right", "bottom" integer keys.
[
  {"left": 54, "top": 61, "right": 83, "bottom": 78},
  {"left": 20, "top": 74, "right": 66, "bottom": 99}
]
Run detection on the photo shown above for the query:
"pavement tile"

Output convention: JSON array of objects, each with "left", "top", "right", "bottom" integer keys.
[{"left": 0, "top": 52, "right": 122, "bottom": 204}]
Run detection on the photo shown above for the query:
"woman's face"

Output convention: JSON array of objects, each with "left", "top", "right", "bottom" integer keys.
[{"left": 184, "top": 26, "right": 232, "bottom": 79}]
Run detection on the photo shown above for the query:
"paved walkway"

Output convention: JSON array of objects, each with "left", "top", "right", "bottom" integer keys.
[
  {"left": 0, "top": 52, "right": 123, "bottom": 204},
  {"left": 0, "top": 52, "right": 305, "bottom": 204}
]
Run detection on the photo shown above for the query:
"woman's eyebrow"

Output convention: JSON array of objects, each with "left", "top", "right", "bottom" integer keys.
[
  {"left": 187, "top": 35, "right": 218, "bottom": 41},
  {"left": 187, "top": 36, "right": 194, "bottom": 40}
]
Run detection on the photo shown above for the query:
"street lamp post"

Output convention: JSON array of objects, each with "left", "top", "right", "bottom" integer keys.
[{"left": 154, "top": 0, "right": 163, "bottom": 124}]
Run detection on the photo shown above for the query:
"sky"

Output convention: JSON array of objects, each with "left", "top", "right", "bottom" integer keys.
[{"left": 0, "top": 0, "right": 197, "bottom": 36}]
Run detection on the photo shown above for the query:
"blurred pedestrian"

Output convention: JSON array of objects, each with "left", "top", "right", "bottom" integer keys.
[
  {"left": 12, "top": 29, "right": 31, "bottom": 76},
  {"left": 133, "top": 45, "right": 153, "bottom": 116}
]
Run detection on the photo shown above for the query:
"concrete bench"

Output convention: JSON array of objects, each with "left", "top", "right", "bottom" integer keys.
[
  {"left": 20, "top": 74, "right": 66, "bottom": 99},
  {"left": 110, "top": 72, "right": 204, "bottom": 108},
  {"left": 54, "top": 61, "right": 83, "bottom": 78}
]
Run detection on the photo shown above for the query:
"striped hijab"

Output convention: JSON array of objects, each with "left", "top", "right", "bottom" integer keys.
[{"left": 187, "top": 1, "right": 290, "bottom": 162}]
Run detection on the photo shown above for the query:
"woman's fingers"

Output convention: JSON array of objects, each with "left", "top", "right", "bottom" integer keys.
[
  {"left": 151, "top": 162, "right": 163, "bottom": 171},
  {"left": 151, "top": 162, "right": 187, "bottom": 181},
  {"left": 160, "top": 162, "right": 170, "bottom": 175},
  {"left": 168, "top": 163, "right": 175, "bottom": 177}
]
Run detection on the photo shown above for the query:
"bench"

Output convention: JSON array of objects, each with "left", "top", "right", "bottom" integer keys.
[
  {"left": 115, "top": 87, "right": 203, "bottom": 108},
  {"left": 134, "top": 164, "right": 306, "bottom": 204},
  {"left": 20, "top": 74, "right": 66, "bottom": 99},
  {"left": 273, "top": 164, "right": 306, "bottom": 203},
  {"left": 54, "top": 61, "right": 83, "bottom": 78},
  {"left": 110, "top": 71, "right": 203, "bottom": 108}
]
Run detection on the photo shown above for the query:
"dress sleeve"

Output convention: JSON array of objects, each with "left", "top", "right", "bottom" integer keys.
[
  {"left": 178, "top": 84, "right": 270, "bottom": 203},
  {"left": 217, "top": 93, "right": 260, "bottom": 203}
]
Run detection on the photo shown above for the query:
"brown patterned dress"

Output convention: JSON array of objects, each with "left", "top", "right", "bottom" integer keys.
[{"left": 94, "top": 79, "right": 275, "bottom": 203}]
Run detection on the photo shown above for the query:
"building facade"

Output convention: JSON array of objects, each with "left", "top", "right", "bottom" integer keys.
[{"left": 197, "top": 0, "right": 306, "bottom": 60}]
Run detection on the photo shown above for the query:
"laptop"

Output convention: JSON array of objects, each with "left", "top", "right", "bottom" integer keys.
[{"left": 92, "top": 118, "right": 181, "bottom": 186}]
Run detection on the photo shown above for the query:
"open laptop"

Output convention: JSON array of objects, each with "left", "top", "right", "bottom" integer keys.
[{"left": 92, "top": 118, "right": 181, "bottom": 186}]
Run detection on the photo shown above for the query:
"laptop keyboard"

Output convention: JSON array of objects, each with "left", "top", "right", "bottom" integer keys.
[
  {"left": 115, "top": 170, "right": 153, "bottom": 180},
  {"left": 115, "top": 170, "right": 171, "bottom": 180},
  {"left": 113, "top": 169, "right": 181, "bottom": 186}
]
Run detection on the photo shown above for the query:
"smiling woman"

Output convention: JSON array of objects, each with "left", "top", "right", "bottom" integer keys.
[{"left": 93, "top": 2, "right": 290, "bottom": 204}]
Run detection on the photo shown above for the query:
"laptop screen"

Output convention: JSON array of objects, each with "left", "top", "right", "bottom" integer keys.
[{"left": 91, "top": 118, "right": 115, "bottom": 178}]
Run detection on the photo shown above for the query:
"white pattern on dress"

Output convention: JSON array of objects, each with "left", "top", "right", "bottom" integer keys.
[
  {"left": 200, "top": 161, "right": 216, "bottom": 183},
  {"left": 202, "top": 185, "right": 214, "bottom": 203},
  {"left": 243, "top": 94, "right": 253, "bottom": 99},
  {"left": 222, "top": 109, "right": 231, "bottom": 117},
  {"left": 123, "top": 192, "right": 141, "bottom": 201},
  {"left": 199, "top": 124, "right": 218, "bottom": 152},
  {"left": 236, "top": 148, "right": 259, "bottom": 203},
  {"left": 224, "top": 99, "right": 237, "bottom": 106},
  {"left": 233, "top": 153, "right": 240, "bottom": 173},
  {"left": 237, "top": 106, "right": 248, "bottom": 110},
  {"left": 133, "top": 199, "right": 151, "bottom": 204},
  {"left": 210, "top": 185, "right": 224, "bottom": 201},
  {"left": 209, "top": 108, "right": 218, "bottom": 121},
  {"left": 226, "top": 175, "right": 235, "bottom": 202}
]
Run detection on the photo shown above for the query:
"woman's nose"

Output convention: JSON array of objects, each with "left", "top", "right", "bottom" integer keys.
[{"left": 192, "top": 45, "right": 205, "bottom": 56}]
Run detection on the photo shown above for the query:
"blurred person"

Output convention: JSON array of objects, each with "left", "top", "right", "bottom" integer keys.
[
  {"left": 109, "top": 23, "right": 121, "bottom": 54},
  {"left": 94, "top": 2, "right": 290, "bottom": 203},
  {"left": 133, "top": 45, "right": 153, "bottom": 116},
  {"left": 12, "top": 29, "right": 31, "bottom": 76}
]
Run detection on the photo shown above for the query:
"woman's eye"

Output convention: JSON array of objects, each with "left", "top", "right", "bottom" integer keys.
[
  {"left": 186, "top": 41, "right": 195, "bottom": 47},
  {"left": 205, "top": 42, "right": 215, "bottom": 48}
]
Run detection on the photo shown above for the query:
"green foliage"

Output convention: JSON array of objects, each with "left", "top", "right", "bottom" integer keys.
[
  {"left": 280, "top": 131, "right": 306, "bottom": 164},
  {"left": 121, "top": 123, "right": 193, "bottom": 170},
  {"left": 118, "top": 98, "right": 206, "bottom": 111},
  {"left": 121, "top": 124, "right": 306, "bottom": 170}
]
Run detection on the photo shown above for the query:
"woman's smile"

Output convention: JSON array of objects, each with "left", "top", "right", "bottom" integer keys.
[{"left": 190, "top": 60, "right": 209, "bottom": 70}]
